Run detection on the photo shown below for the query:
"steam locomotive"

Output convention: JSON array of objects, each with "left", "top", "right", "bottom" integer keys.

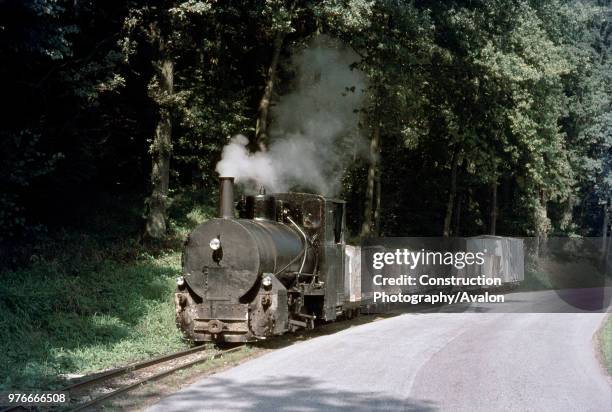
[
  {"left": 174, "top": 177, "right": 359, "bottom": 343},
  {"left": 174, "top": 177, "right": 523, "bottom": 343}
]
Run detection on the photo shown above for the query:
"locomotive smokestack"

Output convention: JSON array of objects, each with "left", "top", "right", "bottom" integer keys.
[{"left": 218, "top": 177, "right": 235, "bottom": 218}]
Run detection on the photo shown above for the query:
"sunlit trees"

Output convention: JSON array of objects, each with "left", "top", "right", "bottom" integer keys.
[{"left": 1, "top": 0, "right": 610, "bottom": 251}]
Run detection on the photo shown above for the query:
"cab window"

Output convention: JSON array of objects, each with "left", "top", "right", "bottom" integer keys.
[
  {"left": 333, "top": 203, "right": 343, "bottom": 243},
  {"left": 302, "top": 199, "right": 322, "bottom": 229}
]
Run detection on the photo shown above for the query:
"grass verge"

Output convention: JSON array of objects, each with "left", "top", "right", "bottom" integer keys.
[
  {"left": 0, "top": 252, "right": 188, "bottom": 390},
  {"left": 600, "top": 314, "right": 612, "bottom": 376},
  {"left": 0, "top": 189, "right": 216, "bottom": 390}
]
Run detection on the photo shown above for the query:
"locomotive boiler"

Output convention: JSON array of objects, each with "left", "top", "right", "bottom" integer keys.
[{"left": 174, "top": 177, "right": 359, "bottom": 342}]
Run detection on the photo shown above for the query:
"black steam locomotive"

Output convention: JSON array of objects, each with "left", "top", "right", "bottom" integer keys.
[{"left": 174, "top": 177, "right": 359, "bottom": 342}]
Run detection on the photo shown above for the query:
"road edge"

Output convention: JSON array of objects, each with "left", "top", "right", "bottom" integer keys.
[{"left": 594, "top": 312, "right": 612, "bottom": 384}]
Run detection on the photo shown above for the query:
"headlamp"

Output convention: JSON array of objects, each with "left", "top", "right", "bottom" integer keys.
[{"left": 209, "top": 237, "right": 221, "bottom": 250}]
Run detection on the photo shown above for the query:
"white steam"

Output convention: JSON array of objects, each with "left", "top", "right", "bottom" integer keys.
[{"left": 216, "top": 36, "right": 367, "bottom": 195}]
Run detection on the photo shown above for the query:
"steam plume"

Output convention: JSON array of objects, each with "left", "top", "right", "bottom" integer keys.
[{"left": 216, "top": 35, "right": 367, "bottom": 195}]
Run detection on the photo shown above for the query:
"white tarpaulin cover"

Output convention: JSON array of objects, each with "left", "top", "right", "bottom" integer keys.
[{"left": 455, "top": 236, "right": 524, "bottom": 286}]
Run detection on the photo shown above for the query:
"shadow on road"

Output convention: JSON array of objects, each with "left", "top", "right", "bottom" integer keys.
[
  {"left": 250, "top": 313, "right": 398, "bottom": 351},
  {"left": 150, "top": 375, "right": 437, "bottom": 412}
]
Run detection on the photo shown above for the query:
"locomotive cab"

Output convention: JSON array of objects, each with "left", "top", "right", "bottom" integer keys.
[{"left": 174, "top": 177, "right": 349, "bottom": 343}]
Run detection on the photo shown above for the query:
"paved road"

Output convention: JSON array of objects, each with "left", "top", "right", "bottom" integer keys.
[{"left": 149, "top": 291, "right": 611, "bottom": 412}]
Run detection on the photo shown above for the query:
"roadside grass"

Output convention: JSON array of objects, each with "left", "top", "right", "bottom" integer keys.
[
  {"left": 601, "top": 314, "right": 612, "bottom": 375},
  {"left": 519, "top": 251, "right": 609, "bottom": 292},
  {"left": 0, "top": 189, "right": 215, "bottom": 390},
  {"left": 517, "top": 268, "right": 553, "bottom": 291}
]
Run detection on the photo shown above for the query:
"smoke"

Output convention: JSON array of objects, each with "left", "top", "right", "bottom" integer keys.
[{"left": 216, "top": 35, "right": 367, "bottom": 195}]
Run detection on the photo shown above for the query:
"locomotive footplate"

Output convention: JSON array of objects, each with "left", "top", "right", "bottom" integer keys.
[
  {"left": 191, "top": 302, "right": 249, "bottom": 341},
  {"left": 193, "top": 318, "right": 249, "bottom": 334}
]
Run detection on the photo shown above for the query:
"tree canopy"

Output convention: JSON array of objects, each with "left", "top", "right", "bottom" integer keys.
[{"left": 1, "top": 0, "right": 611, "bottom": 259}]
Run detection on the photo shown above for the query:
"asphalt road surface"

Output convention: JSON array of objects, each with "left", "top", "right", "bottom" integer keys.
[{"left": 149, "top": 291, "right": 611, "bottom": 412}]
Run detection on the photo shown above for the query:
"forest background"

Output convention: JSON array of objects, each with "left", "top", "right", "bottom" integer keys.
[{"left": 1, "top": 0, "right": 612, "bottom": 256}]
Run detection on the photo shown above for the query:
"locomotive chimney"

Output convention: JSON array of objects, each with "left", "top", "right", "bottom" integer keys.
[{"left": 218, "top": 177, "right": 235, "bottom": 218}]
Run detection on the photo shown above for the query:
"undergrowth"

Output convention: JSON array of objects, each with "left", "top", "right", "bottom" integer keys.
[{"left": 0, "top": 189, "right": 215, "bottom": 390}]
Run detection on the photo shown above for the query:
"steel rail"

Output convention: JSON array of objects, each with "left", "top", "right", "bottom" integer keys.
[
  {"left": 63, "top": 344, "right": 210, "bottom": 391},
  {"left": 0, "top": 345, "right": 243, "bottom": 412},
  {"left": 67, "top": 346, "right": 244, "bottom": 412}
]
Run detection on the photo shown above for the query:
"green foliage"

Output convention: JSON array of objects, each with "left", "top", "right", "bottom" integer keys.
[
  {"left": 0, "top": 130, "right": 63, "bottom": 240},
  {"left": 327, "top": 0, "right": 612, "bottom": 236},
  {"left": 0, "top": 0, "right": 611, "bottom": 240},
  {"left": 0, "top": 191, "right": 213, "bottom": 390},
  {"left": 0, "top": 252, "right": 186, "bottom": 390}
]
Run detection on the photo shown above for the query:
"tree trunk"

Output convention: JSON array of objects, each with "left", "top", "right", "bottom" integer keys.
[
  {"left": 145, "top": 44, "right": 174, "bottom": 239},
  {"left": 454, "top": 193, "right": 462, "bottom": 236},
  {"left": 361, "top": 124, "right": 380, "bottom": 238},
  {"left": 606, "top": 222, "right": 612, "bottom": 271},
  {"left": 490, "top": 180, "right": 497, "bottom": 235},
  {"left": 601, "top": 200, "right": 609, "bottom": 257},
  {"left": 534, "top": 189, "right": 549, "bottom": 259},
  {"left": 558, "top": 195, "right": 573, "bottom": 231},
  {"left": 255, "top": 32, "right": 283, "bottom": 150},
  {"left": 443, "top": 150, "right": 460, "bottom": 237},
  {"left": 374, "top": 166, "right": 382, "bottom": 235}
]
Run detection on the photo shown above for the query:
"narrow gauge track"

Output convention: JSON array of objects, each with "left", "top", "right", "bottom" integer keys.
[
  {"left": 1, "top": 314, "right": 380, "bottom": 412},
  {"left": 1, "top": 345, "right": 244, "bottom": 412},
  {"left": 1, "top": 314, "right": 375, "bottom": 412}
]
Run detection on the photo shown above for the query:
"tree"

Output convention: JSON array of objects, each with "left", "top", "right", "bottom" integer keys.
[
  {"left": 0, "top": 0, "right": 126, "bottom": 246},
  {"left": 146, "top": 22, "right": 174, "bottom": 239},
  {"left": 325, "top": 0, "right": 433, "bottom": 237},
  {"left": 121, "top": 1, "right": 214, "bottom": 239},
  {"left": 254, "top": 1, "right": 297, "bottom": 150},
  {"left": 2, "top": 0, "right": 612, "bottom": 259}
]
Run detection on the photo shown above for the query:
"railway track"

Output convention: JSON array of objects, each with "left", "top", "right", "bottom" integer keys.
[
  {"left": 1, "top": 345, "right": 245, "bottom": 412},
  {"left": 1, "top": 314, "right": 381, "bottom": 412}
]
